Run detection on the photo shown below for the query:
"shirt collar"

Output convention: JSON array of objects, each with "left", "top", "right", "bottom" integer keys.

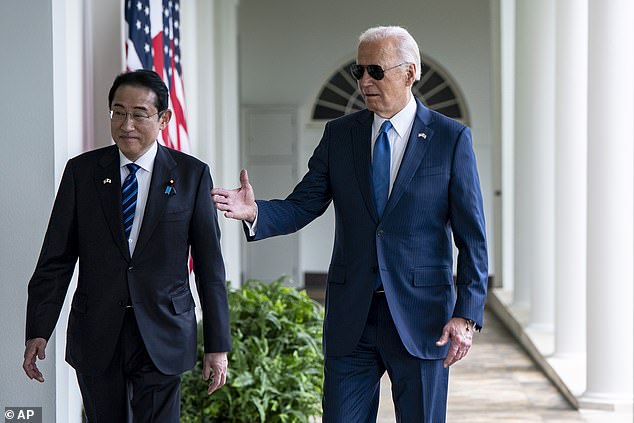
[
  {"left": 372, "top": 94, "right": 417, "bottom": 139},
  {"left": 119, "top": 141, "right": 158, "bottom": 173}
]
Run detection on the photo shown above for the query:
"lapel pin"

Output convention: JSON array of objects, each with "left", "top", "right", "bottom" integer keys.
[
  {"left": 165, "top": 179, "right": 176, "bottom": 195},
  {"left": 103, "top": 178, "right": 112, "bottom": 184},
  {"left": 417, "top": 132, "right": 427, "bottom": 140}
]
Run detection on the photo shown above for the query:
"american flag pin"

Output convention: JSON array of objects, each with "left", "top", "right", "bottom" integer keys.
[
  {"left": 103, "top": 178, "right": 112, "bottom": 184},
  {"left": 417, "top": 133, "right": 427, "bottom": 140}
]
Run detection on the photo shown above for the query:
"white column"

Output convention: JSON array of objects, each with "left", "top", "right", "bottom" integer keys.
[
  {"left": 214, "top": 0, "right": 242, "bottom": 288},
  {"left": 52, "top": 0, "right": 86, "bottom": 421},
  {"left": 491, "top": 0, "right": 516, "bottom": 293},
  {"left": 500, "top": 0, "right": 515, "bottom": 292},
  {"left": 582, "top": 0, "right": 634, "bottom": 409},
  {"left": 553, "top": 0, "right": 588, "bottom": 358},
  {"left": 513, "top": 0, "right": 556, "bottom": 330},
  {"left": 182, "top": 0, "right": 242, "bottom": 288},
  {"left": 490, "top": 0, "right": 503, "bottom": 290}
]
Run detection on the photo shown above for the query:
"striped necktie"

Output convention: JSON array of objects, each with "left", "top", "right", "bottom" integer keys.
[
  {"left": 122, "top": 163, "right": 140, "bottom": 240},
  {"left": 373, "top": 120, "right": 392, "bottom": 217}
]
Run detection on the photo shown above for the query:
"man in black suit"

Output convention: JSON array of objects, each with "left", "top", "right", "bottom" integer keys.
[{"left": 22, "top": 70, "right": 231, "bottom": 422}]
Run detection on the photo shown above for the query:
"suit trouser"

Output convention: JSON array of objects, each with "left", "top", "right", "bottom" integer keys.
[
  {"left": 76, "top": 308, "right": 181, "bottom": 423},
  {"left": 322, "top": 292, "right": 449, "bottom": 423}
]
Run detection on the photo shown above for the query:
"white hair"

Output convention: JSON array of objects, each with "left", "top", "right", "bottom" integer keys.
[{"left": 358, "top": 26, "right": 422, "bottom": 81}]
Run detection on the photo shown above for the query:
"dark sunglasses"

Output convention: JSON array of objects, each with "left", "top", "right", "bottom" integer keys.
[{"left": 350, "top": 62, "right": 410, "bottom": 80}]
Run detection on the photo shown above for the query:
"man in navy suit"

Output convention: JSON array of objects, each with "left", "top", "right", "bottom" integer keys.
[
  {"left": 23, "top": 70, "right": 231, "bottom": 422},
  {"left": 213, "top": 26, "right": 487, "bottom": 422}
]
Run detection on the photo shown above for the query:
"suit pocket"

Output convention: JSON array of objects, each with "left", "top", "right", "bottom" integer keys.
[
  {"left": 171, "top": 291, "right": 195, "bottom": 314},
  {"left": 327, "top": 264, "right": 346, "bottom": 284},
  {"left": 71, "top": 293, "right": 87, "bottom": 313},
  {"left": 412, "top": 267, "right": 453, "bottom": 287}
]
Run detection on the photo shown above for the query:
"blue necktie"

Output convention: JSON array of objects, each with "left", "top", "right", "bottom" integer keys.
[
  {"left": 373, "top": 120, "right": 392, "bottom": 217},
  {"left": 373, "top": 121, "right": 391, "bottom": 290},
  {"left": 122, "top": 163, "right": 140, "bottom": 240}
]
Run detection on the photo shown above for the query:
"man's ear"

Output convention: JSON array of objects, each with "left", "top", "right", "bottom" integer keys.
[
  {"left": 405, "top": 63, "right": 416, "bottom": 86},
  {"left": 159, "top": 110, "right": 173, "bottom": 129}
]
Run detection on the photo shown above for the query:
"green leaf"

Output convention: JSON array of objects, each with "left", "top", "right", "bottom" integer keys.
[
  {"left": 232, "top": 371, "right": 255, "bottom": 388},
  {"left": 181, "top": 278, "right": 324, "bottom": 422}
]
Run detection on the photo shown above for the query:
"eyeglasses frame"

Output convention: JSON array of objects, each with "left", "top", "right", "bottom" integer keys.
[{"left": 109, "top": 109, "right": 166, "bottom": 124}]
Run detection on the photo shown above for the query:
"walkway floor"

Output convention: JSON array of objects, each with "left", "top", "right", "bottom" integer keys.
[{"left": 372, "top": 308, "right": 633, "bottom": 422}]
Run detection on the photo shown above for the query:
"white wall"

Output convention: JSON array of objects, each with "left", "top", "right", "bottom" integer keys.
[
  {"left": 0, "top": 1, "right": 58, "bottom": 421},
  {"left": 88, "top": 0, "right": 125, "bottom": 149},
  {"left": 238, "top": 0, "right": 496, "bottom": 281}
]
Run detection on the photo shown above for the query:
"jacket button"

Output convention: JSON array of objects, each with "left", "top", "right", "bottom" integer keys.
[
  {"left": 128, "top": 266, "right": 134, "bottom": 271},
  {"left": 377, "top": 230, "right": 384, "bottom": 237}
]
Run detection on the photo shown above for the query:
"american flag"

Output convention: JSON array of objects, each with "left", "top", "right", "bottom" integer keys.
[{"left": 125, "top": 0, "right": 190, "bottom": 152}]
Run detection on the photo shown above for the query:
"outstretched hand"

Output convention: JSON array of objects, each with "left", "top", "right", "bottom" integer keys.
[{"left": 211, "top": 169, "right": 257, "bottom": 222}]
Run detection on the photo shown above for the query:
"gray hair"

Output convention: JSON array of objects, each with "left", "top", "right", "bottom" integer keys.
[{"left": 358, "top": 26, "right": 422, "bottom": 81}]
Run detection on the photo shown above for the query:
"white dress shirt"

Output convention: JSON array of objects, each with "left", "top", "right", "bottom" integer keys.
[
  {"left": 119, "top": 141, "right": 158, "bottom": 254},
  {"left": 371, "top": 94, "right": 417, "bottom": 196}
]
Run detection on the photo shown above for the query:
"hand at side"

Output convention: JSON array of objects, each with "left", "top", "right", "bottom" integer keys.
[
  {"left": 435, "top": 317, "right": 474, "bottom": 368},
  {"left": 202, "top": 351, "right": 228, "bottom": 394},
  {"left": 23, "top": 338, "right": 47, "bottom": 382}
]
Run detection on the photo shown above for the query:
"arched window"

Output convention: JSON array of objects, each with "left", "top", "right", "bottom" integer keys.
[{"left": 312, "top": 57, "right": 470, "bottom": 125}]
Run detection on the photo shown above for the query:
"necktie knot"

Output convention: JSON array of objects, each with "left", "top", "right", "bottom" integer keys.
[
  {"left": 380, "top": 120, "right": 392, "bottom": 135},
  {"left": 126, "top": 163, "right": 140, "bottom": 175}
]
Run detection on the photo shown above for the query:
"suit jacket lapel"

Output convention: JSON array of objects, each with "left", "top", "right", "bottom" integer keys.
[
  {"left": 133, "top": 144, "right": 177, "bottom": 259},
  {"left": 383, "top": 100, "right": 435, "bottom": 219},
  {"left": 351, "top": 111, "right": 379, "bottom": 223},
  {"left": 94, "top": 146, "right": 130, "bottom": 261}
]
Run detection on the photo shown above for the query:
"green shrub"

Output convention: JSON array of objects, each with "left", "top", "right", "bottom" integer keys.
[{"left": 181, "top": 278, "right": 324, "bottom": 423}]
